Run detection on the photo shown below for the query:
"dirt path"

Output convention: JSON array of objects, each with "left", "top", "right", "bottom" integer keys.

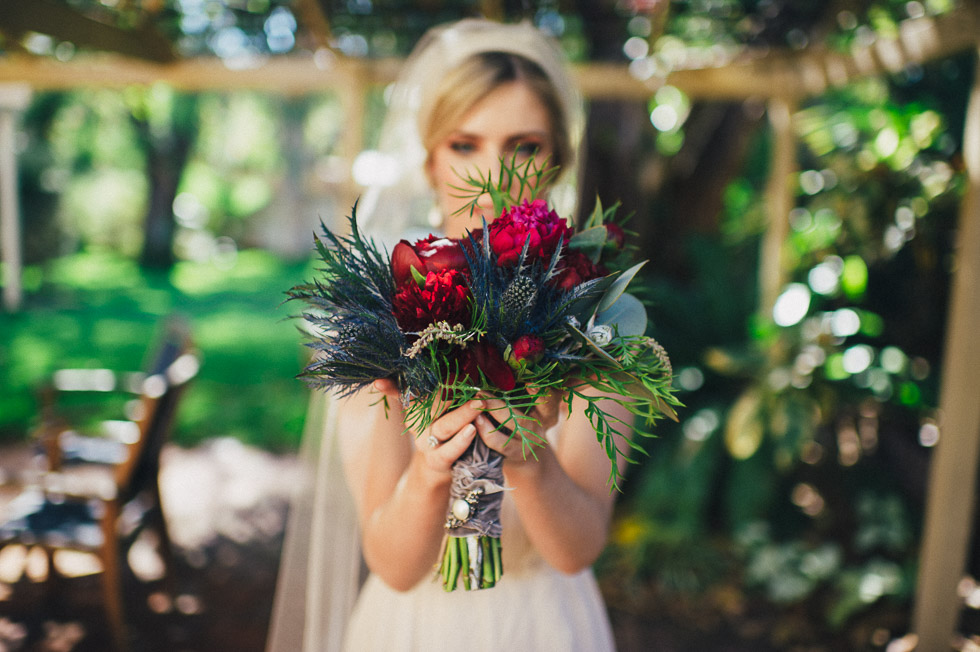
[{"left": 0, "top": 439, "right": 786, "bottom": 652}]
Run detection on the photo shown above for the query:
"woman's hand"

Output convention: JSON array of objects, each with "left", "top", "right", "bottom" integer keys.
[
  {"left": 371, "top": 379, "right": 483, "bottom": 474},
  {"left": 474, "top": 387, "right": 562, "bottom": 467}
]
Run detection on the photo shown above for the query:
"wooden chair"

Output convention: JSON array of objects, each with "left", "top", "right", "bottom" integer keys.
[{"left": 0, "top": 317, "right": 199, "bottom": 651}]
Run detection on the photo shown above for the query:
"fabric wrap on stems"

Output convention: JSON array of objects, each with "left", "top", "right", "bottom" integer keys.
[
  {"left": 438, "top": 437, "right": 505, "bottom": 590},
  {"left": 445, "top": 437, "right": 505, "bottom": 537}
]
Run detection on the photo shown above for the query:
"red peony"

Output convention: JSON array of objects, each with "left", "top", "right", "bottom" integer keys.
[
  {"left": 392, "top": 269, "right": 471, "bottom": 332},
  {"left": 487, "top": 199, "right": 572, "bottom": 267},
  {"left": 455, "top": 340, "right": 516, "bottom": 392},
  {"left": 552, "top": 249, "right": 607, "bottom": 291},
  {"left": 392, "top": 236, "right": 469, "bottom": 287}
]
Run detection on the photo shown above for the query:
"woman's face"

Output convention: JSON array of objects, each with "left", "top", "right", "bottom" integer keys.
[{"left": 427, "top": 81, "right": 554, "bottom": 237}]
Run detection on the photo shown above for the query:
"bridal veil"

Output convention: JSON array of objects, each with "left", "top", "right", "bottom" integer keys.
[{"left": 266, "top": 18, "right": 584, "bottom": 652}]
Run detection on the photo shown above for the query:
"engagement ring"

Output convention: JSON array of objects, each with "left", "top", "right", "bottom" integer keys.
[{"left": 427, "top": 434, "right": 439, "bottom": 449}]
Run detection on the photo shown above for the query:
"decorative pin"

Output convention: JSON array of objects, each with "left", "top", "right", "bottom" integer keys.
[
  {"left": 445, "top": 488, "right": 484, "bottom": 529},
  {"left": 451, "top": 499, "right": 471, "bottom": 521}
]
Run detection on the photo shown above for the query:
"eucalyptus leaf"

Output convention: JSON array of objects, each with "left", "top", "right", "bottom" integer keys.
[
  {"left": 596, "top": 261, "right": 647, "bottom": 314},
  {"left": 565, "top": 274, "right": 619, "bottom": 322},
  {"left": 595, "top": 292, "right": 647, "bottom": 337},
  {"left": 583, "top": 195, "right": 605, "bottom": 230}
]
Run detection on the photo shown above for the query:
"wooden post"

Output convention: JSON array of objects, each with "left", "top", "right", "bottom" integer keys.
[
  {"left": 335, "top": 63, "right": 366, "bottom": 232},
  {"left": 758, "top": 96, "right": 797, "bottom": 320},
  {"left": 0, "top": 84, "right": 31, "bottom": 313},
  {"left": 912, "top": 46, "right": 980, "bottom": 650}
]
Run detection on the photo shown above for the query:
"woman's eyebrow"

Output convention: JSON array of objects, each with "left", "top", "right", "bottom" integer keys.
[
  {"left": 446, "top": 130, "right": 478, "bottom": 140},
  {"left": 505, "top": 131, "right": 549, "bottom": 142}
]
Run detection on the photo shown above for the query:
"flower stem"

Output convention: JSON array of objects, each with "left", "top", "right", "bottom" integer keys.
[
  {"left": 439, "top": 534, "right": 501, "bottom": 591},
  {"left": 459, "top": 537, "right": 471, "bottom": 590}
]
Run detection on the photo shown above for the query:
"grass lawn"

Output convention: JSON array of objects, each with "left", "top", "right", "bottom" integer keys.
[{"left": 0, "top": 248, "right": 315, "bottom": 451}]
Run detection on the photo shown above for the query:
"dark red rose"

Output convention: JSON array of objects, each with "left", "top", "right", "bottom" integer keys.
[
  {"left": 392, "top": 268, "right": 471, "bottom": 332},
  {"left": 605, "top": 223, "right": 626, "bottom": 250},
  {"left": 391, "top": 240, "right": 425, "bottom": 286},
  {"left": 392, "top": 236, "right": 468, "bottom": 287},
  {"left": 455, "top": 340, "right": 516, "bottom": 391},
  {"left": 552, "top": 249, "right": 607, "bottom": 291},
  {"left": 487, "top": 199, "right": 572, "bottom": 267},
  {"left": 419, "top": 237, "right": 468, "bottom": 271}
]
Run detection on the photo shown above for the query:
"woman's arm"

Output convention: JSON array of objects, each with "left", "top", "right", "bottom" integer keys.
[
  {"left": 476, "top": 392, "right": 632, "bottom": 574},
  {"left": 337, "top": 383, "right": 485, "bottom": 591}
]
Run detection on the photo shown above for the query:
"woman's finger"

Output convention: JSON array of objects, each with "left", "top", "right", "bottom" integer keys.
[
  {"left": 372, "top": 378, "right": 401, "bottom": 399},
  {"left": 421, "top": 398, "right": 485, "bottom": 445},
  {"left": 474, "top": 414, "right": 512, "bottom": 453},
  {"left": 480, "top": 395, "right": 542, "bottom": 435},
  {"left": 433, "top": 423, "right": 477, "bottom": 460},
  {"left": 475, "top": 413, "right": 544, "bottom": 461},
  {"left": 415, "top": 421, "right": 478, "bottom": 474},
  {"left": 434, "top": 398, "right": 486, "bottom": 438},
  {"left": 528, "top": 386, "right": 561, "bottom": 429}
]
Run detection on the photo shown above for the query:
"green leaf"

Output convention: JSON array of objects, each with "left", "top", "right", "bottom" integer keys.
[
  {"left": 595, "top": 292, "right": 647, "bottom": 337},
  {"left": 841, "top": 255, "right": 868, "bottom": 299},
  {"left": 410, "top": 264, "right": 427, "bottom": 287},
  {"left": 597, "top": 261, "right": 647, "bottom": 314},
  {"left": 564, "top": 274, "right": 620, "bottom": 323},
  {"left": 583, "top": 195, "right": 605, "bottom": 230},
  {"left": 569, "top": 226, "right": 608, "bottom": 263},
  {"left": 607, "top": 370, "right": 680, "bottom": 422},
  {"left": 725, "top": 390, "right": 765, "bottom": 459}
]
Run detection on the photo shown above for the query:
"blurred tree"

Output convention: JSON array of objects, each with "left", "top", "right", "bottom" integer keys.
[
  {"left": 129, "top": 88, "right": 200, "bottom": 269},
  {"left": 19, "top": 94, "right": 67, "bottom": 266}
]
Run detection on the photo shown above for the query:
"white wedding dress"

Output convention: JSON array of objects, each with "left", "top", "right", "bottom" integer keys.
[
  {"left": 343, "top": 432, "right": 616, "bottom": 652},
  {"left": 267, "top": 18, "right": 607, "bottom": 652}
]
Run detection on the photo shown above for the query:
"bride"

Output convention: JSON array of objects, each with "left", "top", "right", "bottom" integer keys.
[{"left": 267, "top": 18, "right": 628, "bottom": 652}]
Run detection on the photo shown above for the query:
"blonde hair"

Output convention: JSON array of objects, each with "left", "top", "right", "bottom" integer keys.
[{"left": 421, "top": 51, "right": 572, "bottom": 175}]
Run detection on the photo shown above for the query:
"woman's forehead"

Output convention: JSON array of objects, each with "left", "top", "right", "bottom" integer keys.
[{"left": 452, "top": 82, "right": 552, "bottom": 139}]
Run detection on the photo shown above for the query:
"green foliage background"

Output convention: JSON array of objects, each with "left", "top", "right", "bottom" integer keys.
[
  {"left": 0, "top": 1, "right": 975, "bottom": 647},
  {"left": 0, "top": 249, "right": 312, "bottom": 450}
]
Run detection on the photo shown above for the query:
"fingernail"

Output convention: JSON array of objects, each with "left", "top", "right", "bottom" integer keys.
[
  {"left": 461, "top": 424, "right": 477, "bottom": 437},
  {"left": 469, "top": 399, "right": 485, "bottom": 409}
]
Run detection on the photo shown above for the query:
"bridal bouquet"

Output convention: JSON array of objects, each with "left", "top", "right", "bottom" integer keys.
[{"left": 288, "top": 160, "right": 679, "bottom": 591}]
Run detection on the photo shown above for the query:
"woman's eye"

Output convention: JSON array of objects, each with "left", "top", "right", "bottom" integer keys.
[
  {"left": 513, "top": 142, "right": 541, "bottom": 158},
  {"left": 449, "top": 141, "right": 475, "bottom": 154}
]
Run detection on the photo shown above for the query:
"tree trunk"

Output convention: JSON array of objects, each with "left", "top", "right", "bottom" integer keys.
[{"left": 136, "top": 92, "right": 198, "bottom": 269}]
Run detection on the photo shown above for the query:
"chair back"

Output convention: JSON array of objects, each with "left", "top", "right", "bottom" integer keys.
[{"left": 114, "top": 317, "right": 199, "bottom": 504}]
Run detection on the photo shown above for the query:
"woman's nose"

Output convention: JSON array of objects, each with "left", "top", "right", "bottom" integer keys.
[
  {"left": 469, "top": 154, "right": 503, "bottom": 216},
  {"left": 475, "top": 188, "right": 496, "bottom": 218},
  {"left": 473, "top": 154, "right": 502, "bottom": 184}
]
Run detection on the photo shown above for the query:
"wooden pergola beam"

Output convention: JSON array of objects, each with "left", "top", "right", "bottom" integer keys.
[
  {"left": 0, "top": 0, "right": 175, "bottom": 63},
  {"left": 663, "top": 4, "right": 980, "bottom": 101},
  {"left": 0, "top": 53, "right": 396, "bottom": 95},
  {"left": 0, "top": 5, "right": 975, "bottom": 100}
]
